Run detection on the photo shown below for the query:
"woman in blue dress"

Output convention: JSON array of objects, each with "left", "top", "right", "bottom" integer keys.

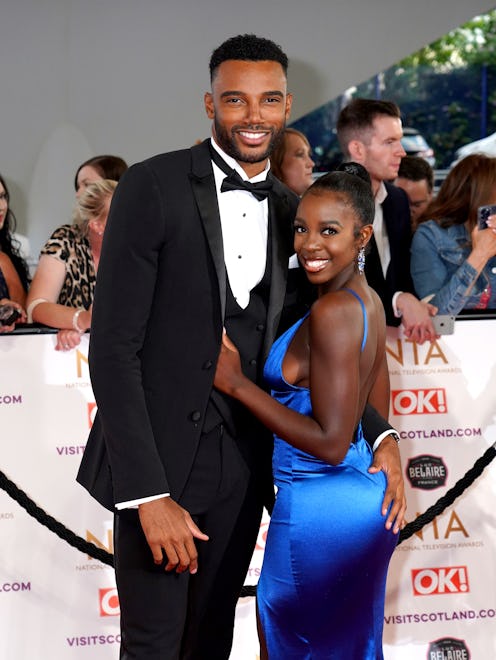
[{"left": 214, "top": 164, "right": 403, "bottom": 659}]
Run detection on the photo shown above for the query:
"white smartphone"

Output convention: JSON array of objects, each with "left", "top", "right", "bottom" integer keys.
[{"left": 432, "top": 314, "right": 455, "bottom": 335}]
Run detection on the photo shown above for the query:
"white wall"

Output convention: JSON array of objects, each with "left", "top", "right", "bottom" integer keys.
[{"left": 0, "top": 0, "right": 491, "bottom": 256}]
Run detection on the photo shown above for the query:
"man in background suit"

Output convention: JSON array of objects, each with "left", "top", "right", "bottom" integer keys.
[
  {"left": 395, "top": 154, "right": 434, "bottom": 230},
  {"left": 337, "top": 98, "right": 437, "bottom": 343},
  {"left": 77, "top": 36, "right": 404, "bottom": 659}
]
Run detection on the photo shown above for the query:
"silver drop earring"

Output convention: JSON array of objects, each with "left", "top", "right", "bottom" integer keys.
[{"left": 357, "top": 246, "right": 366, "bottom": 274}]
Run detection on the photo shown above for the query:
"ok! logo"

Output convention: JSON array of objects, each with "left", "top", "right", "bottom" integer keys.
[
  {"left": 411, "top": 566, "right": 469, "bottom": 596},
  {"left": 99, "top": 588, "right": 120, "bottom": 616},
  {"left": 391, "top": 388, "right": 447, "bottom": 415}
]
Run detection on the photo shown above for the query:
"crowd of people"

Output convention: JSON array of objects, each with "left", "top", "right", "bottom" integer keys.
[
  {"left": 0, "top": 155, "right": 127, "bottom": 337},
  {"left": 272, "top": 104, "right": 496, "bottom": 323},
  {"left": 2, "top": 112, "right": 496, "bottom": 341},
  {"left": 2, "top": 31, "right": 496, "bottom": 660}
]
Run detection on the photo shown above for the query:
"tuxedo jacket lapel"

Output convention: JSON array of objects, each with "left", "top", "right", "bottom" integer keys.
[
  {"left": 264, "top": 174, "right": 295, "bottom": 357},
  {"left": 190, "top": 140, "right": 227, "bottom": 323}
]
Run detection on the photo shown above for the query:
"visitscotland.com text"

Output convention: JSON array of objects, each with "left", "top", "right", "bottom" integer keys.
[{"left": 385, "top": 608, "right": 495, "bottom": 625}]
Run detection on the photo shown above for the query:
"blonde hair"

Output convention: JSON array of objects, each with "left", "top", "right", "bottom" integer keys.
[{"left": 73, "top": 179, "right": 117, "bottom": 234}]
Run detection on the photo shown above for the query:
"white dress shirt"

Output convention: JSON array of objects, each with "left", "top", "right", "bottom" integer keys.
[
  {"left": 211, "top": 139, "right": 269, "bottom": 309},
  {"left": 373, "top": 182, "right": 390, "bottom": 278}
]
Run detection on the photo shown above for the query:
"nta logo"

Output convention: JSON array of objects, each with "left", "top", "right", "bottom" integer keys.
[
  {"left": 392, "top": 388, "right": 447, "bottom": 415},
  {"left": 411, "top": 566, "right": 469, "bottom": 596}
]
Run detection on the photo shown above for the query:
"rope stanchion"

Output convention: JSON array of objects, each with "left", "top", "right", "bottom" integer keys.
[
  {"left": 0, "top": 470, "right": 113, "bottom": 567},
  {"left": 2, "top": 441, "right": 495, "bottom": 598},
  {"left": 397, "top": 442, "right": 496, "bottom": 544}
]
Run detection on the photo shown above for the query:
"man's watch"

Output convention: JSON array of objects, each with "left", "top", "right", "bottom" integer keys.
[{"left": 388, "top": 432, "right": 400, "bottom": 443}]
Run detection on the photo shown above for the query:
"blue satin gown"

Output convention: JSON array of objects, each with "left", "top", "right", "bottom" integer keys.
[{"left": 257, "top": 289, "right": 398, "bottom": 659}]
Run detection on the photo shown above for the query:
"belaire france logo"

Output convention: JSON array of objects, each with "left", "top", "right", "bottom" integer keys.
[
  {"left": 427, "top": 636, "right": 470, "bottom": 659},
  {"left": 407, "top": 455, "right": 447, "bottom": 490}
]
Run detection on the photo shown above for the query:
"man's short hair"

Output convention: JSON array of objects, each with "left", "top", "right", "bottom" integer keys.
[
  {"left": 336, "top": 98, "right": 401, "bottom": 156},
  {"left": 397, "top": 155, "right": 434, "bottom": 192},
  {"left": 209, "top": 34, "right": 288, "bottom": 81}
]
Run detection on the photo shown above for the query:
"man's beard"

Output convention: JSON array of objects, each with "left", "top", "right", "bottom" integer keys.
[{"left": 214, "top": 118, "right": 286, "bottom": 164}]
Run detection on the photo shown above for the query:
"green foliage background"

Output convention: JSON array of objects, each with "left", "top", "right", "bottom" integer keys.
[{"left": 293, "top": 9, "right": 496, "bottom": 169}]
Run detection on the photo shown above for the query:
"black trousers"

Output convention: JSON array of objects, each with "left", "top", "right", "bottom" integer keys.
[{"left": 114, "top": 424, "right": 265, "bottom": 659}]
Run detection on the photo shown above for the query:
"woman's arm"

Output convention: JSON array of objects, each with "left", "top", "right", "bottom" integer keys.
[
  {"left": 0, "top": 252, "right": 26, "bottom": 307},
  {"left": 27, "top": 255, "right": 91, "bottom": 330},
  {"left": 215, "top": 293, "right": 365, "bottom": 465},
  {"left": 411, "top": 223, "right": 496, "bottom": 315},
  {"left": 465, "top": 223, "right": 496, "bottom": 284}
]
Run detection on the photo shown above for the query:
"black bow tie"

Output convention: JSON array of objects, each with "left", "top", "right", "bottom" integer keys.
[
  {"left": 209, "top": 142, "right": 273, "bottom": 202},
  {"left": 220, "top": 171, "right": 273, "bottom": 201}
]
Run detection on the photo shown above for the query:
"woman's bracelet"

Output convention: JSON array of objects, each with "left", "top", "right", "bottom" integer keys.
[
  {"left": 72, "top": 308, "right": 85, "bottom": 333},
  {"left": 26, "top": 298, "right": 49, "bottom": 324}
]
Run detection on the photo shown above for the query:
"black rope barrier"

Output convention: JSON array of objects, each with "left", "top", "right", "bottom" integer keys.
[
  {"left": 0, "top": 470, "right": 114, "bottom": 567},
  {"left": 1, "top": 441, "right": 495, "bottom": 599},
  {"left": 396, "top": 442, "right": 496, "bottom": 542}
]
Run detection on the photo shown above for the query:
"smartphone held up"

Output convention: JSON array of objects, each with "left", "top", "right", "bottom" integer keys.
[{"left": 477, "top": 204, "right": 496, "bottom": 230}]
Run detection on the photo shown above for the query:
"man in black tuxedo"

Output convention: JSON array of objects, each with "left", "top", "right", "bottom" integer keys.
[
  {"left": 337, "top": 98, "right": 437, "bottom": 343},
  {"left": 77, "top": 36, "right": 404, "bottom": 659}
]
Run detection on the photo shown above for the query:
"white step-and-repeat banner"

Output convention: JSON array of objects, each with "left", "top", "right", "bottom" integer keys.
[{"left": 1, "top": 321, "right": 495, "bottom": 658}]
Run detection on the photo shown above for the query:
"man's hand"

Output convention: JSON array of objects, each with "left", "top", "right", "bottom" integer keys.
[
  {"left": 369, "top": 435, "right": 406, "bottom": 534},
  {"left": 138, "top": 497, "right": 209, "bottom": 574},
  {"left": 396, "top": 292, "right": 437, "bottom": 344}
]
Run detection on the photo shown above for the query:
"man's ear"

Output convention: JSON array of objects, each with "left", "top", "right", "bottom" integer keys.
[
  {"left": 348, "top": 139, "right": 364, "bottom": 161},
  {"left": 285, "top": 92, "right": 293, "bottom": 121},
  {"left": 204, "top": 92, "right": 214, "bottom": 119}
]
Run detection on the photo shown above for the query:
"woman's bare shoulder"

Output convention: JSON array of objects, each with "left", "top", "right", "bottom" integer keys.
[{"left": 309, "top": 289, "right": 365, "bottom": 347}]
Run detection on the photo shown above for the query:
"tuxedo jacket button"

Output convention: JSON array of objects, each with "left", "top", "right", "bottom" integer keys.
[{"left": 190, "top": 411, "right": 201, "bottom": 422}]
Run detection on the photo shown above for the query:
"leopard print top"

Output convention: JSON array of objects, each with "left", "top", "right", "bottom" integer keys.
[{"left": 40, "top": 224, "right": 95, "bottom": 309}]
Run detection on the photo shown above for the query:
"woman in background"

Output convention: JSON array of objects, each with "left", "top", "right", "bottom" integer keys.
[
  {"left": 0, "top": 174, "right": 30, "bottom": 292},
  {"left": 0, "top": 174, "right": 30, "bottom": 332},
  {"left": 27, "top": 179, "right": 117, "bottom": 350},
  {"left": 271, "top": 128, "right": 315, "bottom": 196},
  {"left": 0, "top": 251, "right": 27, "bottom": 332},
  {"left": 411, "top": 154, "right": 496, "bottom": 314},
  {"left": 74, "top": 154, "right": 127, "bottom": 198}
]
